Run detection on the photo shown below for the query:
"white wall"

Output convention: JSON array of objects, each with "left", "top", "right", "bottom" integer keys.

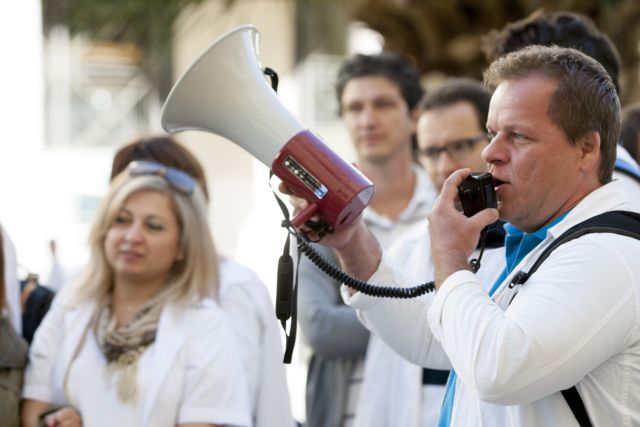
[
  {"left": 0, "top": 1, "right": 51, "bottom": 275},
  {"left": 172, "top": 0, "right": 298, "bottom": 289}
]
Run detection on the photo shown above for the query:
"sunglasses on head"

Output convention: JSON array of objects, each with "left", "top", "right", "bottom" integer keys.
[{"left": 127, "top": 160, "right": 195, "bottom": 195}]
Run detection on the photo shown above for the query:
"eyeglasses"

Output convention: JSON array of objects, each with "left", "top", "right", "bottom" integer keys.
[
  {"left": 418, "top": 134, "right": 488, "bottom": 162},
  {"left": 127, "top": 160, "right": 195, "bottom": 195}
]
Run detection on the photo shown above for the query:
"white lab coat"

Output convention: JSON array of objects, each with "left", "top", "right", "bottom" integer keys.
[
  {"left": 24, "top": 293, "right": 252, "bottom": 427},
  {"left": 219, "top": 258, "right": 294, "bottom": 427},
  {"left": 345, "top": 181, "right": 640, "bottom": 426}
]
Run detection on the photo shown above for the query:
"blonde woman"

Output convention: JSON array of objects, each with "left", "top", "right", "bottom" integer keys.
[
  {"left": 110, "top": 135, "right": 294, "bottom": 427},
  {"left": 22, "top": 161, "right": 251, "bottom": 427}
]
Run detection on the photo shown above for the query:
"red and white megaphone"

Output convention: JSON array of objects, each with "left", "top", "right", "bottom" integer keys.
[{"left": 161, "top": 25, "right": 373, "bottom": 232}]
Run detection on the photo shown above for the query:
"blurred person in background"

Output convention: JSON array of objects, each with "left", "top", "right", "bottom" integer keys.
[
  {"left": 1, "top": 223, "right": 21, "bottom": 335},
  {"left": 416, "top": 78, "right": 491, "bottom": 193},
  {"left": 22, "top": 160, "right": 251, "bottom": 427},
  {"left": 110, "top": 135, "right": 294, "bottom": 427},
  {"left": 482, "top": 8, "right": 640, "bottom": 210},
  {"left": 296, "top": 51, "right": 438, "bottom": 427},
  {"left": 353, "top": 77, "right": 501, "bottom": 427},
  {"left": 621, "top": 102, "right": 640, "bottom": 164},
  {"left": 19, "top": 272, "right": 55, "bottom": 344},
  {"left": 0, "top": 224, "right": 29, "bottom": 427}
]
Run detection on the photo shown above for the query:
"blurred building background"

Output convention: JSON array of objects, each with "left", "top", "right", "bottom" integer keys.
[{"left": 2, "top": 0, "right": 640, "bottom": 420}]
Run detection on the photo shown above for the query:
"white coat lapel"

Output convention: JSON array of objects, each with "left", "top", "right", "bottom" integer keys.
[
  {"left": 54, "top": 300, "right": 96, "bottom": 401},
  {"left": 141, "top": 303, "right": 188, "bottom": 426}
]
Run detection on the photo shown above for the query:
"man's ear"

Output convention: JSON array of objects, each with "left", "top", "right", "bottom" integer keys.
[{"left": 578, "top": 131, "right": 601, "bottom": 173}]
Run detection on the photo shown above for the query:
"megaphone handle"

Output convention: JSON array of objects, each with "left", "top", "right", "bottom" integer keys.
[
  {"left": 264, "top": 67, "right": 279, "bottom": 92},
  {"left": 290, "top": 202, "right": 319, "bottom": 228}
]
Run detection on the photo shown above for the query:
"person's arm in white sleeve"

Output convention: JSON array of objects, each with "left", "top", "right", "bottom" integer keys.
[
  {"left": 341, "top": 253, "right": 452, "bottom": 370},
  {"left": 298, "top": 243, "right": 369, "bottom": 357},
  {"left": 22, "top": 298, "right": 67, "bottom": 426},
  {"left": 178, "top": 308, "right": 252, "bottom": 427},
  {"left": 428, "top": 235, "right": 637, "bottom": 405},
  {"left": 219, "top": 278, "right": 262, "bottom": 413},
  {"left": 218, "top": 261, "right": 294, "bottom": 427}
]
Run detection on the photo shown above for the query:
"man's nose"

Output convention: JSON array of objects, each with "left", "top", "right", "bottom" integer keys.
[
  {"left": 481, "top": 134, "right": 505, "bottom": 165},
  {"left": 359, "top": 105, "right": 378, "bottom": 127}
]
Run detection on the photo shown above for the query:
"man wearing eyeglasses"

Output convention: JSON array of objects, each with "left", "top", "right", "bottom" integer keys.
[
  {"left": 416, "top": 78, "right": 491, "bottom": 192},
  {"left": 353, "top": 78, "right": 501, "bottom": 427}
]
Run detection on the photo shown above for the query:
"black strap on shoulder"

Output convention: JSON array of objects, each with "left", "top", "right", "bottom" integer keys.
[
  {"left": 270, "top": 172, "right": 299, "bottom": 364},
  {"left": 561, "top": 387, "right": 592, "bottom": 427},
  {"left": 506, "top": 210, "right": 640, "bottom": 427},
  {"left": 509, "top": 210, "right": 640, "bottom": 288}
]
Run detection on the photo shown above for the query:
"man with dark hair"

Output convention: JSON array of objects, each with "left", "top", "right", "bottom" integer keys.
[
  {"left": 293, "top": 45, "right": 640, "bottom": 426},
  {"left": 335, "top": 52, "right": 425, "bottom": 113},
  {"left": 334, "top": 51, "right": 426, "bottom": 160},
  {"left": 297, "top": 51, "right": 438, "bottom": 427},
  {"left": 482, "top": 9, "right": 640, "bottom": 211},
  {"left": 482, "top": 10, "right": 622, "bottom": 94},
  {"left": 353, "top": 77, "right": 498, "bottom": 427},
  {"left": 417, "top": 78, "right": 491, "bottom": 191}
]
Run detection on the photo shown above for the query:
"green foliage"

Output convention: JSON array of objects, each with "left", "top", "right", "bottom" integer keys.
[
  {"left": 43, "top": 0, "right": 208, "bottom": 47},
  {"left": 41, "top": 0, "right": 640, "bottom": 100}
]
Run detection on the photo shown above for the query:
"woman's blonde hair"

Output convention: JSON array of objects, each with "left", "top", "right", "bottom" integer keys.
[{"left": 68, "top": 171, "right": 219, "bottom": 305}]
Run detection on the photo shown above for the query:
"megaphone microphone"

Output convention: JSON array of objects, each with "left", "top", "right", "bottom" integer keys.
[{"left": 161, "top": 25, "right": 374, "bottom": 233}]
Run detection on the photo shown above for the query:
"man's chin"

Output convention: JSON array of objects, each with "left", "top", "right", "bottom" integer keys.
[{"left": 362, "top": 151, "right": 392, "bottom": 165}]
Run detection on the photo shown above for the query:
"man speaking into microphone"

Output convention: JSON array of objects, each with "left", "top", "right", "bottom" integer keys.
[{"left": 289, "top": 45, "right": 640, "bottom": 426}]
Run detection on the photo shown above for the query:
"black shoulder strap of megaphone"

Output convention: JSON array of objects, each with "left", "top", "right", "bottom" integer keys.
[
  {"left": 270, "top": 173, "right": 299, "bottom": 364},
  {"left": 506, "top": 210, "right": 640, "bottom": 427}
]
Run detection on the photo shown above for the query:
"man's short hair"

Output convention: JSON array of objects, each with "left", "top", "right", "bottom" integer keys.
[
  {"left": 482, "top": 10, "right": 621, "bottom": 93},
  {"left": 335, "top": 51, "right": 424, "bottom": 114},
  {"left": 420, "top": 78, "right": 491, "bottom": 131},
  {"left": 484, "top": 45, "right": 620, "bottom": 184}
]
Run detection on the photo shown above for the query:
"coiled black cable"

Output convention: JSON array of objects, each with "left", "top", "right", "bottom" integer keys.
[
  {"left": 272, "top": 180, "right": 486, "bottom": 300},
  {"left": 286, "top": 221, "right": 487, "bottom": 299},
  {"left": 296, "top": 236, "right": 436, "bottom": 298}
]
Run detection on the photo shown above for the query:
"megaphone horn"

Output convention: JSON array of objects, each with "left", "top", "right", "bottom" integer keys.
[{"left": 161, "top": 25, "right": 373, "bottom": 232}]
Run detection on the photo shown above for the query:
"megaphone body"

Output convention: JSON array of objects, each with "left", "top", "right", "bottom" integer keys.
[{"left": 161, "top": 25, "right": 373, "bottom": 231}]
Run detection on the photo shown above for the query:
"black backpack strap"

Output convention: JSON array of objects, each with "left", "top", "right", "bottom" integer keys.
[
  {"left": 506, "top": 210, "right": 640, "bottom": 427},
  {"left": 509, "top": 210, "right": 640, "bottom": 289},
  {"left": 561, "top": 387, "right": 593, "bottom": 427}
]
